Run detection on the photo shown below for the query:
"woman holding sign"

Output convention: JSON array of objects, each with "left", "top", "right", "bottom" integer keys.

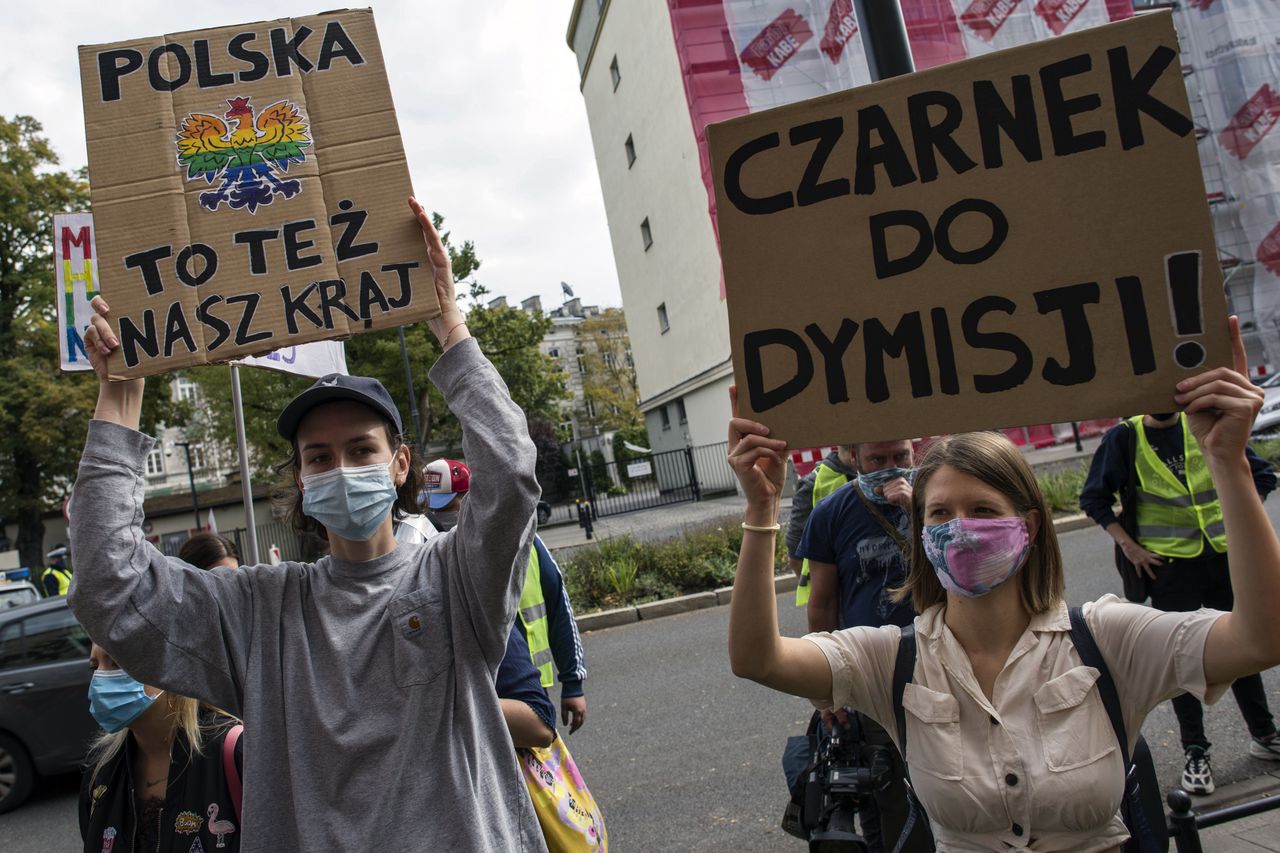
[
  {"left": 726, "top": 318, "right": 1280, "bottom": 852},
  {"left": 67, "top": 198, "right": 548, "bottom": 852}
]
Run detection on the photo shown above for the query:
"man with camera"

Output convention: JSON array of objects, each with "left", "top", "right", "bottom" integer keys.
[{"left": 793, "top": 439, "right": 931, "bottom": 853}]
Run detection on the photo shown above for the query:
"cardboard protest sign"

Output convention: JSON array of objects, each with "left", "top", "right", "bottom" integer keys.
[
  {"left": 54, "top": 212, "right": 100, "bottom": 372},
  {"left": 78, "top": 8, "right": 438, "bottom": 379},
  {"left": 708, "top": 11, "right": 1229, "bottom": 447}
]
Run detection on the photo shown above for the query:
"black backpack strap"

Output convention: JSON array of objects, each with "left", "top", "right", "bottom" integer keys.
[
  {"left": 1068, "top": 606, "right": 1131, "bottom": 768},
  {"left": 890, "top": 624, "right": 924, "bottom": 853}
]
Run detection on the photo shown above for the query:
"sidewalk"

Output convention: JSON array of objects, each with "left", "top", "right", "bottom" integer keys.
[
  {"left": 541, "top": 437, "right": 1102, "bottom": 553},
  {"left": 1187, "top": 769, "right": 1280, "bottom": 851}
]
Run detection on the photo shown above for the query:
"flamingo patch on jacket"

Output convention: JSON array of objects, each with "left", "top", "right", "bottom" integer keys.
[
  {"left": 176, "top": 96, "right": 312, "bottom": 213},
  {"left": 205, "top": 802, "right": 237, "bottom": 848}
]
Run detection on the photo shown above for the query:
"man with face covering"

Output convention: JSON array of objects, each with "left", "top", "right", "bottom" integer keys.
[
  {"left": 792, "top": 439, "right": 930, "bottom": 853},
  {"left": 67, "top": 199, "right": 547, "bottom": 851},
  {"left": 1082, "top": 411, "right": 1280, "bottom": 796}
]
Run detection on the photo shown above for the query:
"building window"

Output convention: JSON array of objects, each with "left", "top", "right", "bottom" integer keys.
[
  {"left": 189, "top": 443, "right": 207, "bottom": 471},
  {"left": 145, "top": 447, "right": 165, "bottom": 477},
  {"left": 625, "top": 134, "right": 636, "bottom": 167},
  {"left": 677, "top": 398, "right": 688, "bottom": 424},
  {"left": 610, "top": 55, "right": 620, "bottom": 90},
  {"left": 175, "top": 377, "right": 199, "bottom": 402},
  {"left": 549, "top": 347, "right": 559, "bottom": 359},
  {"left": 586, "top": 400, "right": 598, "bottom": 419},
  {"left": 660, "top": 406, "right": 672, "bottom": 430},
  {"left": 640, "top": 217, "right": 653, "bottom": 251},
  {"left": 657, "top": 302, "right": 669, "bottom": 334}
]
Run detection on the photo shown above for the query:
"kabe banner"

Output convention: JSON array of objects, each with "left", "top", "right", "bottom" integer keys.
[
  {"left": 54, "top": 212, "right": 99, "bottom": 372},
  {"left": 708, "top": 12, "right": 1229, "bottom": 446},
  {"left": 78, "top": 8, "right": 438, "bottom": 379}
]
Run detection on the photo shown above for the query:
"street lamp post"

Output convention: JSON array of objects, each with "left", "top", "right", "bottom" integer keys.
[{"left": 173, "top": 441, "right": 202, "bottom": 531}]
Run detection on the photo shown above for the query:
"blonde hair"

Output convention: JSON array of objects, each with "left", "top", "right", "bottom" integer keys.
[
  {"left": 891, "top": 431, "right": 1064, "bottom": 614},
  {"left": 87, "top": 694, "right": 236, "bottom": 781}
]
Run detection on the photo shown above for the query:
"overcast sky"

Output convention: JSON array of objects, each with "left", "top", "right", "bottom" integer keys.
[{"left": 2, "top": 1, "right": 623, "bottom": 311}]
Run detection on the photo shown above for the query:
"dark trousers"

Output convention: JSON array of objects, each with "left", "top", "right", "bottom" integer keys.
[
  {"left": 1147, "top": 552, "right": 1276, "bottom": 751},
  {"left": 854, "top": 714, "right": 933, "bottom": 853}
]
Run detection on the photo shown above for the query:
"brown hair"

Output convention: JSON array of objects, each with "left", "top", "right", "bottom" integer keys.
[
  {"left": 891, "top": 431, "right": 1064, "bottom": 615},
  {"left": 178, "top": 532, "right": 240, "bottom": 570},
  {"left": 272, "top": 417, "right": 427, "bottom": 541}
]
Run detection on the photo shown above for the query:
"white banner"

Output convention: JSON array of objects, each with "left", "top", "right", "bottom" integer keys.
[
  {"left": 722, "top": 0, "right": 873, "bottom": 112},
  {"left": 54, "top": 212, "right": 99, "bottom": 372},
  {"left": 235, "top": 340, "right": 348, "bottom": 379}
]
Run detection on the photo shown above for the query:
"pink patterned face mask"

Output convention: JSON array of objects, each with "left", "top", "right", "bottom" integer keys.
[{"left": 922, "top": 517, "right": 1030, "bottom": 598}]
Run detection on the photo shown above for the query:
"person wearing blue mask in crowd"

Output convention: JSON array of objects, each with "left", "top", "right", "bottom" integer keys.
[
  {"left": 791, "top": 438, "right": 930, "bottom": 853},
  {"left": 68, "top": 199, "right": 546, "bottom": 851},
  {"left": 80, "top": 642, "right": 244, "bottom": 853}
]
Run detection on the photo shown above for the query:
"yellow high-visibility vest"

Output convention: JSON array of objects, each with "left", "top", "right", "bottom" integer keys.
[
  {"left": 519, "top": 547, "right": 555, "bottom": 687},
  {"left": 44, "top": 567, "right": 72, "bottom": 596},
  {"left": 796, "top": 463, "right": 852, "bottom": 607},
  {"left": 1130, "top": 414, "right": 1227, "bottom": 559}
]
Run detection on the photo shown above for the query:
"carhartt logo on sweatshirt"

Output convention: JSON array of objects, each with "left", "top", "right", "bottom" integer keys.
[{"left": 406, "top": 614, "right": 422, "bottom": 634}]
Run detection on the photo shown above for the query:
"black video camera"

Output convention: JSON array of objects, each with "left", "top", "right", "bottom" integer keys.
[{"left": 796, "top": 717, "right": 892, "bottom": 853}]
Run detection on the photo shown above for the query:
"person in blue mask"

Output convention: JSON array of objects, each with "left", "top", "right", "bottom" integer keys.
[
  {"left": 791, "top": 438, "right": 928, "bottom": 853},
  {"left": 79, "top": 643, "right": 244, "bottom": 853},
  {"left": 68, "top": 198, "right": 545, "bottom": 851}
]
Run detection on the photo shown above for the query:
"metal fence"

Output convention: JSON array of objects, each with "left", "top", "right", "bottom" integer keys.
[
  {"left": 1167, "top": 787, "right": 1280, "bottom": 852},
  {"left": 542, "top": 440, "right": 738, "bottom": 526}
]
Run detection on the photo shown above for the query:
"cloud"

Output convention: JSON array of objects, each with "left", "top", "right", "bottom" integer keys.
[{"left": 1, "top": 0, "right": 621, "bottom": 311}]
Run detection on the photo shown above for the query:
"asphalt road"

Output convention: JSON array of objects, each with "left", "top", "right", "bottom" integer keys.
[{"left": 3, "top": 510, "right": 1279, "bottom": 852}]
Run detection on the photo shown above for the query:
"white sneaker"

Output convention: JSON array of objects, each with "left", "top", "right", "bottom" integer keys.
[
  {"left": 1182, "top": 746, "right": 1215, "bottom": 795},
  {"left": 1249, "top": 733, "right": 1280, "bottom": 761}
]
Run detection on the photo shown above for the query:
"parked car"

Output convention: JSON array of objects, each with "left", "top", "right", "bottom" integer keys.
[
  {"left": 1253, "top": 373, "right": 1280, "bottom": 436},
  {"left": 0, "top": 580, "right": 41, "bottom": 611},
  {"left": 0, "top": 596, "right": 97, "bottom": 813}
]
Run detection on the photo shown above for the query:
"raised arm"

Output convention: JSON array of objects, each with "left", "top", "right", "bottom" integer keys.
[
  {"left": 725, "top": 387, "right": 833, "bottom": 701},
  {"left": 68, "top": 298, "right": 253, "bottom": 713},
  {"left": 1177, "top": 317, "right": 1280, "bottom": 684},
  {"left": 412, "top": 199, "right": 540, "bottom": 668}
]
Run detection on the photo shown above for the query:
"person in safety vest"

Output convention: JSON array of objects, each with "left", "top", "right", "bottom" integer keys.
[
  {"left": 43, "top": 545, "right": 73, "bottom": 597},
  {"left": 426, "top": 458, "right": 589, "bottom": 732},
  {"left": 791, "top": 439, "right": 929, "bottom": 853},
  {"left": 1082, "top": 411, "right": 1280, "bottom": 795},
  {"left": 785, "top": 446, "right": 857, "bottom": 606}
]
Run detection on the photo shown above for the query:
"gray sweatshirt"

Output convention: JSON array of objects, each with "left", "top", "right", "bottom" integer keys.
[{"left": 68, "top": 339, "right": 547, "bottom": 852}]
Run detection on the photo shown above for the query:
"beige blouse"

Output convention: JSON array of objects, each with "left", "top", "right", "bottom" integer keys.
[{"left": 804, "top": 594, "right": 1228, "bottom": 853}]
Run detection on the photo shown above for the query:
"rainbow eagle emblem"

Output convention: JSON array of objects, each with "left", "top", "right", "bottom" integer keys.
[{"left": 176, "top": 96, "right": 312, "bottom": 213}]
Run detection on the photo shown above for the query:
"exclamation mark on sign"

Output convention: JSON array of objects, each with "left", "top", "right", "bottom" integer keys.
[{"left": 1167, "top": 251, "right": 1206, "bottom": 369}]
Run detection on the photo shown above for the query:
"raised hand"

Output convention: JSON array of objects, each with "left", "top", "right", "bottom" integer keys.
[
  {"left": 82, "top": 296, "right": 144, "bottom": 430},
  {"left": 1176, "top": 316, "right": 1264, "bottom": 467},
  {"left": 408, "top": 197, "right": 468, "bottom": 350},
  {"left": 727, "top": 386, "right": 787, "bottom": 513}
]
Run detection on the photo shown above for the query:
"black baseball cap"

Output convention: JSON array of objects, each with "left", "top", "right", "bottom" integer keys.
[{"left": 276, "top": 374, "right": 404, "bottom": 441}]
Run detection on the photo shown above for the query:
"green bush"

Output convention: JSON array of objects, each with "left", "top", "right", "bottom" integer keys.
[
  {"left": 1038, "top": 464, "right": 1088, "bottom": 515},
  {"left": 1252, "top": 436, "right": 1280, "bottom": 467},
  {"left": 561, "top": 518, "right": 787, "bottom": 612}
]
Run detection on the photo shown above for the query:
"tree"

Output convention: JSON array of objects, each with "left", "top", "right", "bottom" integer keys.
[
  {"left": 576, "top": 307, "right": 641, "bottom": 433},
  {"left": 0, "top": 116, "right": 183, "bottom": 570},
  {"left": 190, "top": 213, "right": 566, "bottom": 473}
]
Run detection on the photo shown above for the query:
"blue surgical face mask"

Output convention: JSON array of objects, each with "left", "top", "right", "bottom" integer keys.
[
  {"left": 88, "top": 669, "right": 161, "bottom": 733},
  {"left": 857, "top": 466, "right": 913, "bottom": 506},
  {"left": 302, "top": 461, "right": 398, "bottom": 542}
]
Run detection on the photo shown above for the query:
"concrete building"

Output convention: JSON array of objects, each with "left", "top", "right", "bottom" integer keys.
[{"left": 567, "top": 0, "right": 734, "bottom": 455}]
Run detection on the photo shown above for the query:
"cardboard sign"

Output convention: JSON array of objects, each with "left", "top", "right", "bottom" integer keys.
[
  {"left": 78, "top": 9, "right": 438, "bottom": 379},
  {"left": 54, "top": 212, "right": 100, "bottom": 372},
  {"left": 708, "top": 11, "right": 1229, "bottom": 447}
]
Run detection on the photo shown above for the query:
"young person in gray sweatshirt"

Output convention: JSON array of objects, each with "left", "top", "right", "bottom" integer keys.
[{"left": 68, "top": 198, "right": 548, "bottom": 852}]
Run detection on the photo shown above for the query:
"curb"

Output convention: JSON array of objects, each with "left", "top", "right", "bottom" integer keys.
[
  {"left": 577, "top": 574, "right": 797, "bottom": 632},
  {"left": 575, "top": 514, "right": 1093, "bottom": 634},
  {"left": 1190, "top": 770, "right": 1280, "bottom": 813}
]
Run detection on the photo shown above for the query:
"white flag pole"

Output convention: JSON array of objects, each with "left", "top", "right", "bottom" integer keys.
[{"left": 229, "top": 365, "right": 260, "bottom": 565}]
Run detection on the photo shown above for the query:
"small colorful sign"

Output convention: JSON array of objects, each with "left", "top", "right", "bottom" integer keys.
[{"left": 54, "top": 212, "right": 99, "bottom": 373}]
